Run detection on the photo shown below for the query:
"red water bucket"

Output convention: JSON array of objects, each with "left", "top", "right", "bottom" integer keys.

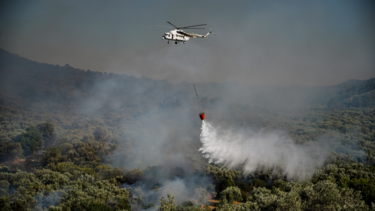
[{"left": 199, "top": 113, "right": 205, "bottom": 120}]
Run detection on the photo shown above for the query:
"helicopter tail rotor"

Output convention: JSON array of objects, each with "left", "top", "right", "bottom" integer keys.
[
  {"left": 202, "top": 26, "right": 214, "bottom": 38},
  {"left": 209, "top": 26, "right": 215, "bottom": 35}
]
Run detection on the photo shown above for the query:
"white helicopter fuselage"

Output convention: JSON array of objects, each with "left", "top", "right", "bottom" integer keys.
[
  {"left": 162, "top": 28, "right": 211, "bottom": 44},
  {"left": 162, "top": 29, "right": 190, "bottom": 43}
]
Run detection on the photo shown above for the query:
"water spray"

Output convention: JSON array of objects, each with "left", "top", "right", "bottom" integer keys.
[{"left": 199, "top": 121, "right": 326, "bottom": 179}]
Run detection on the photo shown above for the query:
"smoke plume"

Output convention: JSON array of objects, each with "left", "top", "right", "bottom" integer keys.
[{"left": 199, "top": 121, "right": 326, "bottom": 179}]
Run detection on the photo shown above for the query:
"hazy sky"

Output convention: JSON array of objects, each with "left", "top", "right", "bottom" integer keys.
[{"left": 1, "top": 0, "right": 374, "bottom": 86}]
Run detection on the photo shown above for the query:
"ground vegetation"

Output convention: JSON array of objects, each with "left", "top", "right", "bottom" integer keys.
[{"left": 0, "top": 49, "right": 375, "bottom": 210}]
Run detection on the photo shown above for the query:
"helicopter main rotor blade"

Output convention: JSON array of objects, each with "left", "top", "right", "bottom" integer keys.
[
  {"left": 145, "top": 24, "right": 173, "bottom": 29},
  {"left": 181, "top": 28, "right": 205, "bottom": 29},
  {"left": 181, "top": 24, "right": 207, "bottom": 28},
  {"left": 167, "top": 21, "right": 179, "bottom": 29}
]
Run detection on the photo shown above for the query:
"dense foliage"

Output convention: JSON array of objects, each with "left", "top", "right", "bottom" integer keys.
[{"left": 0, "top": 49, "right": 375, "bottom": 210}]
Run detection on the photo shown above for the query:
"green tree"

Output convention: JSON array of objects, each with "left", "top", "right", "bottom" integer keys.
[
  {"left": 19, "top": 126, "right": 44, "bottom": 154},
  {"left": 350, "top": 178, "right": 375, "bottom": 205},
  {"left": 0, "top": 196, "right": 12, "bottom": 211},
  {"left": 0, "top": 140, "right": 23, "bottom": 162},
  {"left": 89, "top": 202, "right": 112, "bottom": 211},
  {"left": 254, "top": 179, "right": 266, "bottom": 188},
  {"left": 220, "top": 186, "right": 242, "bottom": 205},
  {"left": 37, "top": 122, "right": 55, "bottom": 137},
  {"left": 94, "top": 127, "right": 107, "bottom": 142},
  {"left": 124, "top": 169, "right": 144, "bottom": 184},
  {"left": 157, "top": 194, "right": 177, "bottom": 211},
  {"left": 272, "top": 179, "right": 287, "bottom": 192},
  {"left": 220, "top": 178, "right": 235, "bottom": 193},
  {"left": 37, "top": 122, "right": 56, "bottom": 148},
  {"left": 43, "top": 146, "right": 62, "bottom": 165},
  {"left": 114, "top": 198, "right": 131, "bottom": 210}
]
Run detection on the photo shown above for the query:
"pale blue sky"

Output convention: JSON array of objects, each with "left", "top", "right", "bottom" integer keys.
[{"left": 1, "top": 0, "right": 374, "bottom": 86}]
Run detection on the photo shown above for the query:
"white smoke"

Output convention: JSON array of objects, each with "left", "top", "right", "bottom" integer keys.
[{"left": 199, "top": 121, "right": 326, "bottom": 179}]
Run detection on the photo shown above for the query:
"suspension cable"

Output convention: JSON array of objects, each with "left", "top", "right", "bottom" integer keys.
[{"left": 180, "top": 45, "right": 205, "bottom": 112}]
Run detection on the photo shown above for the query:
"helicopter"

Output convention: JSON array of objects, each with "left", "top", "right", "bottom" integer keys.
[{"left": 156, "top": 21, "right": 212, "bottom": 44}]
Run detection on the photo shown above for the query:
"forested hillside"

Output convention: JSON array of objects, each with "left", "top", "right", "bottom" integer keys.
[{"left": 0, "top": 49, "right": 375, "bottom": 210}]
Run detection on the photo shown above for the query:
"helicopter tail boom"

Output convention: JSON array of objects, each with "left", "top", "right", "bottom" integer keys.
[
  {"left": 202, "top": 27, "right": 212, "bottom": 38},
  {"left": 177, "top": 27, "right": 212, "bottom": 38}
]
